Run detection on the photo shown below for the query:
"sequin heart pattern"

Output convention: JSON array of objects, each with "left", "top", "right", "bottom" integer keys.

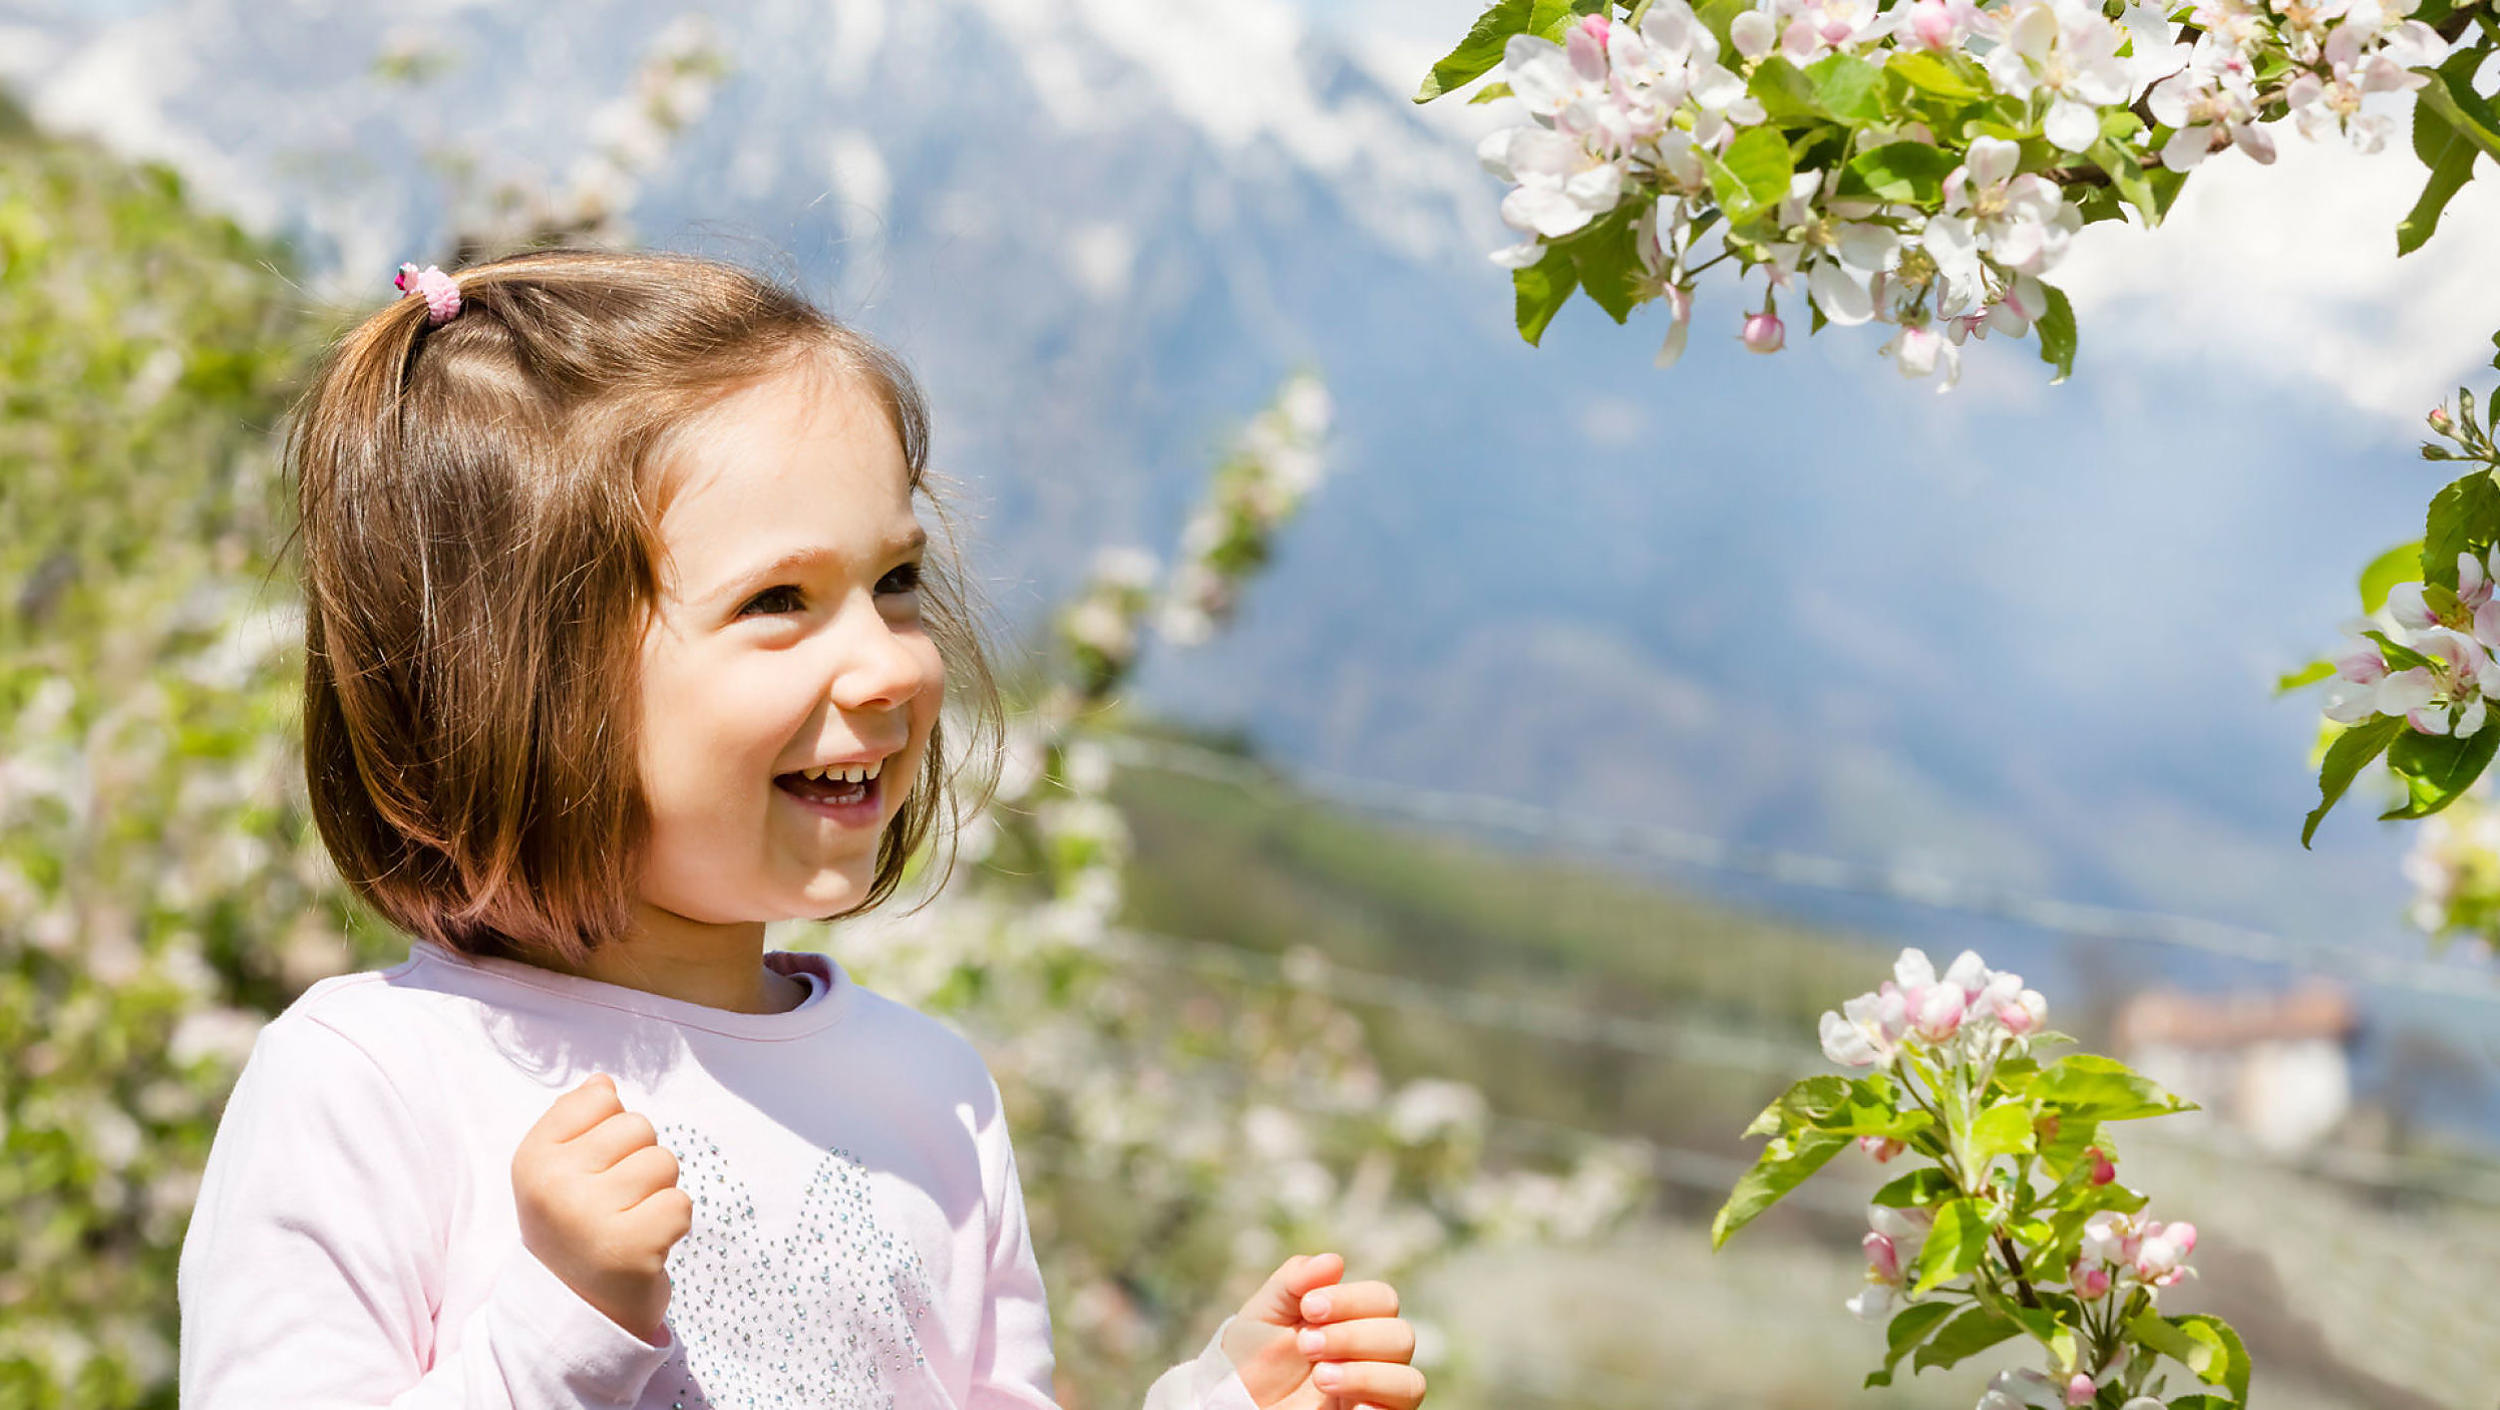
[{"left": 650, "top": 1123, "right": 938, "bottom": 1408}]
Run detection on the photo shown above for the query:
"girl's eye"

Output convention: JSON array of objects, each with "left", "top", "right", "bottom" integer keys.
[
  {"left": 737, "top": 565, "right": 917, "bottom": 619},
  {"left": 880, "top": 561, "right": 924, "bottom": 597},
  {"left": 737, "top": 584, "right": 805, "bottom": 617}
]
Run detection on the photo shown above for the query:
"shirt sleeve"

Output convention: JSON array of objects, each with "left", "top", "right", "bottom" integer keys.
[
  {"left": 177, "top": 1012, "right": 673, "bottom": 1409},
  {"left": 964, "top": 1072, "right": 1060, "bottom": 1409},
  {"left": 1139, "top": 1318, "right": 1260, "bottom": 1410}
]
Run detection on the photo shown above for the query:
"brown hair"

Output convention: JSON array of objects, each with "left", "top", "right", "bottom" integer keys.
[{"left": 287, "top": 247, "right": 1003, "bottom": 966}]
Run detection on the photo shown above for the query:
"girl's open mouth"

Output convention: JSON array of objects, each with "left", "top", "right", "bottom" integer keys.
[{"left": 774, "top": 766, "right": 882, "bottom": 825}]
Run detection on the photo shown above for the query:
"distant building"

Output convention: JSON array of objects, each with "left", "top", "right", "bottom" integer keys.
[{"left": 2112, "top": 980, "right": 2358, "bottom": 1155}]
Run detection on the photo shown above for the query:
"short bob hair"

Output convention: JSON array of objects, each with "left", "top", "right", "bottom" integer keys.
[{"left": 287, "top": 247, "right": 1003, "bottom": 967}]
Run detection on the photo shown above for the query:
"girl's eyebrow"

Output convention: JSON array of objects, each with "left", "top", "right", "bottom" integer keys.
[{"left": 707, "top": 525, "right": 929, "bottom": 602}]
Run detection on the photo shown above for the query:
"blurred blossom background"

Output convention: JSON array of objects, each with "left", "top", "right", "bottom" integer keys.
[{"left": 4, "top": 1, "right": 2499, "bottom": 1406}]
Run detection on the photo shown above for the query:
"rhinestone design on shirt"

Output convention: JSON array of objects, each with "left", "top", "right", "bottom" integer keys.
[{"left": 652, "top": 1123, "right": 936, "bottom": 1408}]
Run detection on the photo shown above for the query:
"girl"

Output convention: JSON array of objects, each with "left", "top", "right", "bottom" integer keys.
[{"left": 175, "top": 249, "right": 1427, "bottom": 1410}]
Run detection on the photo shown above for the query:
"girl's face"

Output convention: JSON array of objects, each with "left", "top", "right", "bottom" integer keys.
[{"left": 632, "top": 359, "right": 945, "bottom": 929}]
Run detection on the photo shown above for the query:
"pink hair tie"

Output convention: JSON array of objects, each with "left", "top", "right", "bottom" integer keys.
[{"left": 394, "top": 262, "right": 462, "bottom": 325}]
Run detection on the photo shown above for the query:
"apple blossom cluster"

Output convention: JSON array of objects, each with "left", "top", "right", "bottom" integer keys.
[
  {"left": 1429, "top": 0, "right": 2465, "bottom": 390},
  {"left": 1720, "top": 946, "right": 2246, "bottom": 1407},
  {"left": 1818, "top": 945, "right": 2049, "bottom": 1068},
  {"left": 1157, "top": 372, "right": 1334, "bottom": 648},
  {"left": 380, "top": 17, "right": 729, "bottom": 255},
  {"left": 2298, "top": 390, "right": 2500, "bottom": 846},
  {"left": 2320, "top": 547, "right": 2500, "bottom": 738}
]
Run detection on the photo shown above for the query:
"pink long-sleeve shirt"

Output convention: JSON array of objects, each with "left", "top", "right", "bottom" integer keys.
[{"left": 177, "top": 937, "right": 1256, "bottom": 1410}]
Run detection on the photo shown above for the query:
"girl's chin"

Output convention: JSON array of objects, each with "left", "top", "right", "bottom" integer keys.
[{"left": 788, "top": 862, "right": 876, "bottom": 915}]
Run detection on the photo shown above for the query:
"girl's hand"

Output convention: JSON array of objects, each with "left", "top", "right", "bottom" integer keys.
[
  {"left": 1220, "top": 1252, "right": 1425, "bottom": 1410},
  {"left": 510, "top": 1072, "right": 694, "bottom": 1346}
]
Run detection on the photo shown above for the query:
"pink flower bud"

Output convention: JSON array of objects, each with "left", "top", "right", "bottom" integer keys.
[
  {"left": 2072, "top": 1263, "right": 2112, "bottom": 1298},
  {"left": 1910, "top": 983, "right": 1964, "bottom": 1042},
  {"left": 2066, "top": 1373, "right": 2097, "bottom": 1406},
  {"left": 2431, "top": 406, "right": 2455, "bottom": 434},
  {"left": 1579, "top": 13, "right": 1612, "bottom": 48},
  {"left": 2133, "top": 1220, "right": 2196, "bottom": 1285},
  {"left": 1907, "top": 0, "right": 1957, "bottom": 48},
  {"left": 1859, "top": 1135, "right": 1905, "bottom": 1163},
  {"left": 2085, "top": 1147, "right": 2116, "bottom": 1186},
  {"left": 1742, "top": 310, "right": 1786, "bottom": 353},
  {"left": 1864, "top": 1231, "right": 1902, "bottom": 1283}
]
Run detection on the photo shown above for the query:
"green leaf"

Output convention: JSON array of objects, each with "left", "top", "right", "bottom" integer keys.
[
  {"left": 2027, "top": 1054, "right": 2195, "bottom": 1123},
  {"left": 1711, "top": 1127, "right": 1851, "bottom": 1248},
  {"left": 1742, "top": 1074, "right": 1853, "bottom": 1137},
  {"left": 1967, "top": 1100, "right": 2036, "bottom": 1169},
  {"left": 1567, "top": 205, "right": 1649, "bottom": 325},
  {"left": 1864, "top": 1301, "right": 1957, "bottom": 1388},
  {"left": 2414, "top": 54, "right": 2500, "bottom": 164},
  {"left": 2381, "top": 721, "right": 2500, "bottom": 821},
  {"left": 2131, "top": 1312, "right": 2251, "bottom": 1403},
  {"left": 1468, "top": 80, "right": 1516, "bottom": 104},
  {"left": 2361, "top": 539, "right": 2425, "bottom": 613},
  {"left": 1527, "top": 0, "right": 1607, "bottom": 40},
  {"left": 2145, "top": 164, "right": 2189, "bottom": 221},
  {"left": 1910, "top": 1198, "right": 1991, "bottom": 1294},
  {"left": 2034, "top": 1111, "right": 2102, "bottom": 1175},
  {"left": 2089, "top": 138, "right": 2159, "bottom": 226},
  {"left": 2303, "top": 713, "right": 2405, "bottom": 847},
  {"left": 1842, "top": 141, "right": 1959, "bottom": 204},
  {"left": 1885, "top": 50, "right": 1987, "bottom": 99},
  {"left": 2034, "top": 282, "right": 2076, "bottom": 384},
  {"left": 2422, "top": 468, "right": 2500, "bottom": 590},
  {"left": 2275, "top": 659, "right": 2334, "bottom": 692},
  {"left": 2366, "top": 629, "right": 2435, "bottom": 671},
  {"left": 1912, "top": 1306, "right": 2021, "bottom": 1371},
  {"left": 1513, "top": 247, "right": 1578, "bottom": 346},
  {"left": 2399, "top": 100, "right": 2479, "bottom": 255},
  {"left": 1747, "top": 56, "right": 1825, "bottom": 123},
  {"left": 1711, "top": 126, "right": 1795, "bottom": 223},
  {"left": 1414, "top": 0, "right": 1533, "bottom": 103},
  {"left": 2180, "top": 1316, "right": 2253, "bottom": 1405},
  {"left": 1871, "top": 1167, "right": 1959, "bottom": 1208},
  {"left": 1808, "top": 53, "right": 1885, "bottom": 125}
]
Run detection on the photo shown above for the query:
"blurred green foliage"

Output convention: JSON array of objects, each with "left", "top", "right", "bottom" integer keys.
[{"left": 0, "top": 93, "right": 401, "bottom": 1406}]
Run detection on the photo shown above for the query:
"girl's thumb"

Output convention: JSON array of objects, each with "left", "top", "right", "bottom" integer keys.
[{"left": 1242, "top": 1251, "right": 1345, "bottom": 1327}]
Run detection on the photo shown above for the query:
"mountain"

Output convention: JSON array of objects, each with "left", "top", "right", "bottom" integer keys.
[{"left": 5, "top": 0, "right": 2496, "bottom": 1051}]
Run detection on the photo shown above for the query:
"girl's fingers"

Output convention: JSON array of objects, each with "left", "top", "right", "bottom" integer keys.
[
  {"left": 1309, "top": 1359, "right": 1426, "bottom": 1410},
  {"left": 1294, "top": 1316, "right": 1415, "bottom": 1364},
  {"left": 1298, "top": 1278, "right": 1399, "bottom": 1324}
]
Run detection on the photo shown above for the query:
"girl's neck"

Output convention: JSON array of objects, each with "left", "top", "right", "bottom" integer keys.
[{"left": 537, "top": 905, "right": 810, "bottom": 1015}]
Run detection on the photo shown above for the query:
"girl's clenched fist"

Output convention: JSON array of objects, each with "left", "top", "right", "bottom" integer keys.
[
  {"left": 1221, "top": 1252, "right": 1426, "bottom": 1410},
  {"left": 509, "top": 1072, "right": 693, "bottom": 1346}
]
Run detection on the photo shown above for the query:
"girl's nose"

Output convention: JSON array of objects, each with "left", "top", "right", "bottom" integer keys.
[{"left": 827, "top": 610, "right": 932, "bottom": 713}]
